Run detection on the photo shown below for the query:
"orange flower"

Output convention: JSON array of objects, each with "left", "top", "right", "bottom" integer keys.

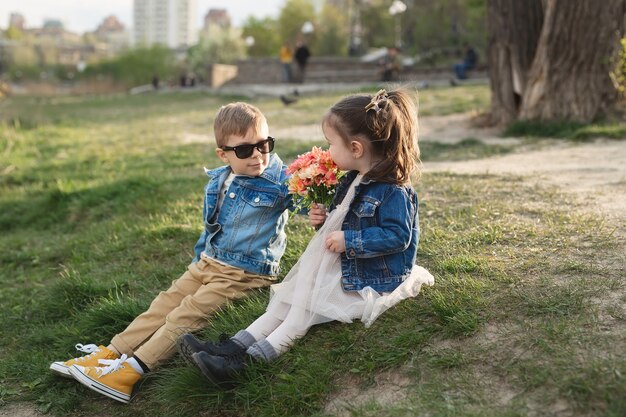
[{"left": 286, "top": 147, "right": 343, "bottom": 210}]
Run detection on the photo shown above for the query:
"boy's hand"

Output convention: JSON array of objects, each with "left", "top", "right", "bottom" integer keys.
[
  {"left": 325, "top": 231, "right": 346, "bottom": 253},
  {"left": 309, "top": 203, "right": 327, "bottom": 228}
]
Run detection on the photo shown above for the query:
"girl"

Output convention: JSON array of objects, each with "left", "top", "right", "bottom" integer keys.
[{"left": 178, "top": 89, "right": 434, "bottom": 384}]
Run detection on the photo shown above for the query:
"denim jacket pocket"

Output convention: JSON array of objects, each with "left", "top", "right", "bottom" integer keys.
[
  {"left": 351, "top": 196, "right": 380, "bottom": 218},
  {"left": 241, "top": 189, "right": 279, "bottom": 208}
]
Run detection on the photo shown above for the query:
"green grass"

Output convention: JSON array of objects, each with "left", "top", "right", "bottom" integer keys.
[
  {"left": 503, "top": 119, "right": 626, "bottom": 140},
  {"left": 1, "top": 86, "right": 624, "bottom": 416}
]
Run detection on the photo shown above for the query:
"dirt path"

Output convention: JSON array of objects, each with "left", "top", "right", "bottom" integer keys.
[{"left": 421, "top": 114, "right": 626, "bottom": 234}]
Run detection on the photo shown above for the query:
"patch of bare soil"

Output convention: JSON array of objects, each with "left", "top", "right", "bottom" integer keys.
[
  {"left": 0, "top": 404, "right": 43, "bottom": 417},
  {"left": 324, "top": 371, "right": 413, "bottom": 416},
  {"left": 419, "top": 112, "right": 520, "bottom": 145},
  {"left": 425, "top": 136, "right": 626, "bottom": 232}
]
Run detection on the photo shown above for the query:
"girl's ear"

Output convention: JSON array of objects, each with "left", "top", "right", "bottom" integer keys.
[
  {"left": 350, "top": 140, "right": 364, "bottom": 158},
  {"left": 215, "top": 148, "right": 229, "bottom": 164}
]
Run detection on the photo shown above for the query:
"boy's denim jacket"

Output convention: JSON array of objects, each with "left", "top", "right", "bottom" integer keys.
[
  {"left": 193, "top": 154, "right": 292, "bottom": 276},
  {"left": 330, "top": 171, "right": 420, "bottom": 293}
]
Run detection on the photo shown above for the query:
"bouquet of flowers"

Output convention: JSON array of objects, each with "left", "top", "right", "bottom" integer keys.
[{"left": 286, "top": 146, "right": 342, "bottom": 211}]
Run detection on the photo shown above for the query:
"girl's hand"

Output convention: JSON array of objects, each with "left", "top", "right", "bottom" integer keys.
[
  {"left": 309, "top": 203, "right": 327, "bottom": 227},
  {"left": 325, "top": 231, "right": 346, "bottom": 253}
]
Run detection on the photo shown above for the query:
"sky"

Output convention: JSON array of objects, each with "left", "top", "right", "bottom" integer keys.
[{"left": 0, "top": 0, "right": 286, "bottom": 33}]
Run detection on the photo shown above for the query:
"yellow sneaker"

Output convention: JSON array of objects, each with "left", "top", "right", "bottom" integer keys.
[
  {"left": 50, "top": 344, "right": 119, "bottom": 378},
  {"left": 69, "top": 355, "right": 141, "bottom": 403}
]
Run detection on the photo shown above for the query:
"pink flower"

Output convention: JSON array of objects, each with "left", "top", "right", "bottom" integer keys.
[{"left": 286, "top": 147, "right": 343, "bottom": 210}]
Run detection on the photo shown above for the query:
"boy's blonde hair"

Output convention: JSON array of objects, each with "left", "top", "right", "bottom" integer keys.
[{"left": 213, "top": 102, "right": 266, "bottom": 147}]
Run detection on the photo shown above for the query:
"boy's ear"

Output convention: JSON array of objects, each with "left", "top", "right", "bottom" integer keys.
[
  {"left": 215, "top": 148, "right": 230, "bottom": 164},
  {"left": 350, "top": 139, "right": 364, "bottom": 158}
]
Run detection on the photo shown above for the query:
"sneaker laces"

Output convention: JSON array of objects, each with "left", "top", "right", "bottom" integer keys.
[
  {"left": 96, "top": 354, "right": 128, "bottom": 376},
  {"left": 72, "top": 343, "right": 100, "bottom": 362}
]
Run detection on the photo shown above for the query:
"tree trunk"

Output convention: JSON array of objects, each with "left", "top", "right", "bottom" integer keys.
[
  {"left": 486, "top": 0, "right": 544, "bottom": 124},
  {"left": 520, "top": 0, "right": 625, "bottom": 122},
  {"left": 487, "top": 0, "right": 626, "bottom": 124}
]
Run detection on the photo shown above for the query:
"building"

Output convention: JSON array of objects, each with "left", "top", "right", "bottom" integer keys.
[
  {"left": 133, "top": 0, "right": 198, "bottom": 48},
  {"left": 96, "top": 15, "right": 125, "bottom": 34},
  {"left": 9, "top": 13, "right": 26, "bottom": 30},
  {"left": 203, "top": 8, "right": 230, "bottom": 31},
  {"left": 42, "top": 19, "right": 65, "bottom": 34},
  {"left": 94, "top": 15, "right": 130, "bottom": 53}
]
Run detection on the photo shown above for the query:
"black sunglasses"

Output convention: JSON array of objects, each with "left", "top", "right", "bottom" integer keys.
[{"left": 221, "top": 137, "right": 275, "bottom": 159}]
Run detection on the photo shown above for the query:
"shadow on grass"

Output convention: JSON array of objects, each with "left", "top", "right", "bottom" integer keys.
[{"left": 0, "top": 176, "right": 160, "bottom": 232}]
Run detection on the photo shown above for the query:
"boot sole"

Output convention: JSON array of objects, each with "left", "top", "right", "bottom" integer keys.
[
  {"left": 191, "top": 352, "right": 239, "bottom": 388},
  {"left": 69, "top": 365, "right": 130, "bottom": 403},
  {"left": 176, "top": 335, "right": 199, "bottom": 367},
  {"left": 49, "top": 362, "right": 73, "bottom": 378}
]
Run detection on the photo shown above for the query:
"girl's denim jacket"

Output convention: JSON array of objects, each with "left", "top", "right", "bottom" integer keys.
[
  {"left": 192, "top": 154, "right": 292, "bottom": 276},
  {"left": 330, "top": 171, "right": 420, "bottom": 293}
]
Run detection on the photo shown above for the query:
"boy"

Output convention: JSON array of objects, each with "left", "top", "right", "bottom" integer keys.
[{"left": 49, "top": 102, "right": 293, "bottom": 403}]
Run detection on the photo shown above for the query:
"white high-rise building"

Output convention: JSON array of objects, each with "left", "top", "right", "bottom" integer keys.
[{"left": 133, "top": 0, "right": 197, "bottom": 48}]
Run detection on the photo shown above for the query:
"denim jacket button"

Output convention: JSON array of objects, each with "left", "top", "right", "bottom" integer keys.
[
  {"left": 254, "top": 197, "right": 260, "bottom": 203},
  {"left": 229, "top": 192, "right": 235, "bottom": 198},
  {"left": 349, "top": 249, "right": 356, "bottom": 257}
]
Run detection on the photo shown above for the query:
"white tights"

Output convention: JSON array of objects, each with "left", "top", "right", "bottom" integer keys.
[{"left": 245, "top": 302, "right": 312, "bottom": 355}]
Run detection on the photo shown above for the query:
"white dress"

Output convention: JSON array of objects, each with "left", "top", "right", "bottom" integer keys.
[{"left": 262, "top": 174, "right": 434, "bottom": 340}]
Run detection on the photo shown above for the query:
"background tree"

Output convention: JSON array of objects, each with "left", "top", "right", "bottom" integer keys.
[
  {"left": 315, "top": 3, "right": 349, "bottom": 56},
  {"left": 242, "top": 17, "right": 281, "bottom": 57},
  {"left": 235, "top": 0, "right": 487, "bottom": 59},
  {"left": 360, "top": 0, "right": 394, "bottom": 49},
  {"left": 408, "top": 0, "right": 486, "bottom": 58},
  {"left": 354, "top": 0, "right": 486, "bottom": 61},
  {"left": 487, "top": 0, "right": 626, "bottom": 124},
  {"left": 277, "top": 0, "right": 316, "bottom": 48},
  {"left": 82, "top": 46, "right": 175, "bottom": 87},
  {"left": 187, "top": 26, "right": 247, "bottom": 78},
  {"left": 5, "top": 25, "right": 24, "bottom": 41}
]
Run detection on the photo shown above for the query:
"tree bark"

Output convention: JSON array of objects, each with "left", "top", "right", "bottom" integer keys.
[
  {"left": 487, "top": 0, "right": 626, "bottom": 124},
  {"left": 486, "top": 0, "right": 544, "bottom": 124},
  {"left": 520, "top": 0, "right": 625, "bottom": 122}
]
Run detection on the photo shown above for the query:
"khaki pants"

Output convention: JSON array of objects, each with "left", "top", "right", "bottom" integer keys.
[{"left": 110, "top": 254, "right": 274, "bottom": 370}]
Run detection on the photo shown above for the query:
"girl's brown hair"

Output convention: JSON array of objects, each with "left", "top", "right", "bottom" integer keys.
[{"left": 324, "top": 89, "right": 420, "bottom": 184}]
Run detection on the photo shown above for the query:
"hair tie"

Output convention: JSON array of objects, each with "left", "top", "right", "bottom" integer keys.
[{"left": 365, "top": 89, "right": 388, "bottom": 114}]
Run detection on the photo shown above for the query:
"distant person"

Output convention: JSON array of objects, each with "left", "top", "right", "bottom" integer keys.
[
  {"left": 49, "top": 102, "right": 295, "bottom": 403},
  {"left": 453, "top": 43, "right": 478, "bottom": 81},
  {"left": 379, "top": 46, "right": 401, "bottom": 82},
  {"left": 279, "top": 42, "right": 294, "bottom": 83},
  {"left": 151, "top": 74, "right": 159, "bottom": 90},
  {"left": 294, "top": 40, "right": 311, "bottom": 83},
  {"left": 348, "top": 43, "right": 360, "bottom": 57}
]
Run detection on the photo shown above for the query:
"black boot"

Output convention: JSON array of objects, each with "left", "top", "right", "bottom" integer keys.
[
  {"left": 192, "top": 351, "right": 249, "bottom": 386},
  {"left": 177, "top": 333, "right": 245, "bottom": 366}
]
